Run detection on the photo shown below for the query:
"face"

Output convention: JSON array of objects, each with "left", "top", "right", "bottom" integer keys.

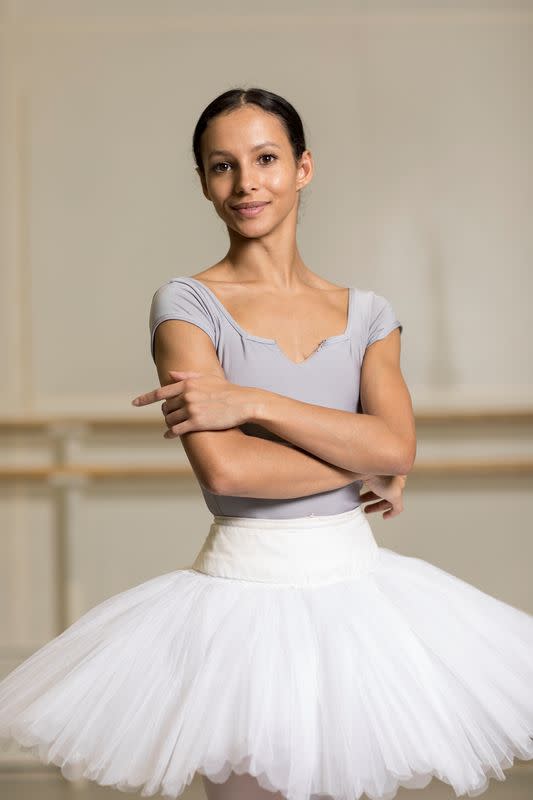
[{"left": 197, "top": 105, "right": 313, "bottom": 236}]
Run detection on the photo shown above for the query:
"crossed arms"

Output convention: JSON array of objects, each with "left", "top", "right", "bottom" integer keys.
[{"left": 152, "top": 319, "right": 416, "bottom": 497}]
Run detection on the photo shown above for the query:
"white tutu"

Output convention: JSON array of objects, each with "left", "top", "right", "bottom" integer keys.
[{"left": 0, "top": 505, "right": 532, "bottom": 800}]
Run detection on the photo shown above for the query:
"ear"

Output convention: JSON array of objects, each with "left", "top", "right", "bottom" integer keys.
[{"left": 296, "top": 149, "right": 313, "bottom": 191}]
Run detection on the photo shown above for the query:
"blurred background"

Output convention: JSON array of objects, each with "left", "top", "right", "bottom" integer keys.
[{"left": 1, "top": 1, "right": 532, "bottom": 798}]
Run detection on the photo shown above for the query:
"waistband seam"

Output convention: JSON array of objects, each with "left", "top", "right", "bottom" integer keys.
[{"left": 211, "top": 505, "right": 364, "bottom": 529}]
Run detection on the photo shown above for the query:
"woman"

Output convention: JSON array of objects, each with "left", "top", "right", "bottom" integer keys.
[{"left": 1, "top": 87, "right": 532, "bottom": 800}]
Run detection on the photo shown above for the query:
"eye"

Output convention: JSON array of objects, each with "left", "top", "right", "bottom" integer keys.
[
  {"left": 259, "top": 153, "right": 278, "bottom": 165},
  {"left": 212, "top": 161, "right": 231, "bottom": 173},
  {"left": 211, "top": 153, "right": 278, "bottom": 173}
]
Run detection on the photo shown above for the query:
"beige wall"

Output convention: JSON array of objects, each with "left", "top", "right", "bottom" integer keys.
[{"left": 1, "top": 2, "right": 532, "bottom": 793}]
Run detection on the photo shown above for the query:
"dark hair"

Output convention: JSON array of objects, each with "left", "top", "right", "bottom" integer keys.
[{"left": 192, "top": 87, "right": 307, "bottom": 177}]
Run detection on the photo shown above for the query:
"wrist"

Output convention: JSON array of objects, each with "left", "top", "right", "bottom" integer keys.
[{"left": 241, "top": 387, "right": 270, "bottom": 424}]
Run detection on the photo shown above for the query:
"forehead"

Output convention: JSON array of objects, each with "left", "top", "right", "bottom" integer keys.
[{"left": 203, "top": 107, "right": 287, "bottom": 157}]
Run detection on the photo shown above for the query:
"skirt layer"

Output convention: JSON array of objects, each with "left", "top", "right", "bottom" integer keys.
[{"left": 0, "top": 506, "right": 532, "bottom": 800}]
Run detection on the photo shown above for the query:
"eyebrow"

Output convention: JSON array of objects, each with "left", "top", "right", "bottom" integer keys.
[{"left": 207, "top": 141, "right": 281, "bottom": 159}]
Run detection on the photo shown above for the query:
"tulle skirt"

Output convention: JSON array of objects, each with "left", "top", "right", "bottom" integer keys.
[{"left": 0, "top": 505, "right": 532, "bottom": 800}]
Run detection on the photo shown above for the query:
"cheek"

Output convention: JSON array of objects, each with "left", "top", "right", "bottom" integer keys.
[
  {"left": 267, "top": 170, "right": 296, "bottom": 193},
  {"left": 207, "top": 180, "right": 227, "bottom": 201}
]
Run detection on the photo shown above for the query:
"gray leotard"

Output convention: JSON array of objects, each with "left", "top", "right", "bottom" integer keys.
[{"left": 149, "top": 276, "right": 402, "bottom": 519}]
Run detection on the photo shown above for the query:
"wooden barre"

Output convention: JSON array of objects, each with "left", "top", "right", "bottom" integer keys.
[
  {"left": 0, "top": 408, "right": 533, "bottom": 428},
  {"left": 0, "top": 460, "right": 532, "bottom": 479}
]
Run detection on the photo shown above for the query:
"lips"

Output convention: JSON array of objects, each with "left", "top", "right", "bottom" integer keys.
[
  {"left": 231, "top": 202, "right": 269, "bottom": 209},
  {"left": 231, "top": 202, "right": 270, "bottom": 218}
]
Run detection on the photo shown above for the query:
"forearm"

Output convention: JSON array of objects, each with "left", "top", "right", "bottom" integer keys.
[
  {"left": 247, "top": 389, "right": 409, "bottom": 475},
  {"left": 210, "top": 428, "right": 368, "bottom": 499}
]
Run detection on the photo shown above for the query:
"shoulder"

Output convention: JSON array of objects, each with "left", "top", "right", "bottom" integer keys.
[
  {"left": 149, "top": 276, "right": 220, "bottom": 362},
  {"left": 151, "top": 275, "right": 199, "bottom": 300},
  {"left": 150, "top": 276, "right": 214, "bottom": 314},
  {"left": 354, "top": 288, "right": 403, "bottom": 347}
]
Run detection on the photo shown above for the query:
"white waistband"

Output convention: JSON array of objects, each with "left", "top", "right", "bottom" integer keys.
[{"left": 191, "top": 506, "right": 379, "bottom": 587}]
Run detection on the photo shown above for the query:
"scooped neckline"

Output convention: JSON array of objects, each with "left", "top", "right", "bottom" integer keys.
[{"left": 181, "top": 276, "right": 353, "bottom": 366}]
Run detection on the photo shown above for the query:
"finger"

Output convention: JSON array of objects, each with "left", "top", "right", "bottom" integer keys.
[
  {"left": 363, "top": 504, "right": 390, "bottom": 514},
  {"left": 132, "top": 389, "right": 167, "bottom": 407},
  {"left": 164, "top": 407, "right": 188, "bottom": 429},
  {"left": 383, "top": 507, "right": 399, "bottom": 519},
  {"left": 164, "top": 423, "right": 193, "bottom": 439},
  {"left": 384, "top": 501, "right": 403, "bottom": 518},
  {"left": 132, "top": 371, "right": 202, "bottom": 406},
  {"left": 162, "top": 397, "right": 185, "bottom": 415},
  {"left": 131, "top": 382, "right": 183, "bottom": 407},
  {"left": 363, "top": 499, "right": 392, "bottom": 513},
  {"left": 358, "top": 491, "right": 380, "bottom": 501}
]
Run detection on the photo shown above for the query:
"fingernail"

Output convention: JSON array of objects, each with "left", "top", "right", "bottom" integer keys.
[{"left": 131, "top": 398, "right": 140, "bottom": 406}]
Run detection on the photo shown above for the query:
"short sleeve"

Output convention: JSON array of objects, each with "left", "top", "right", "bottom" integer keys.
[
  {"left": 367, "top": 292, "right": 403, "bottom": 347},
  {"left": 149, "top": 278, "right": 218, "bottom": 363}
]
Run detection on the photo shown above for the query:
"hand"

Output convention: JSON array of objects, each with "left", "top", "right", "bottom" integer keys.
[
  {"left": 359, "top": 474, "right": 407, "bottom": 519},
  {"left": 131, "top": 370, "right": 256, "bottom": 438}
]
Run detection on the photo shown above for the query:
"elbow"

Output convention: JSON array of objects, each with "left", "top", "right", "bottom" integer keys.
[
  {"left": 186, "top": 458, "right": 234, "bottom": 497},
  {"left": 395, "top": 437, "right": 417, "bottom": 475},
  {"left": 206, "top": 462, "right": 238, "bottom": 497},
  {"left": 197, "top": 436, "right": 244, "bottom": 497},
  {"left": 397, "top": 456, "right": 415, "bottom": 476}
]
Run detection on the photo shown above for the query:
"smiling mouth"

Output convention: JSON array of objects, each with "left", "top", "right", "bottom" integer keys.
[
  {"left": 231, "top": 202, "right": 270, "bottom": 209},
  {"left": 231, "top": 203, "right": 270, "bottom": 218}
]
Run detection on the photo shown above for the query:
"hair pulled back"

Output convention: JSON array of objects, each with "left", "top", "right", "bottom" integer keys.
[{"left": 192, "top": 87, "right": 307, "bottom": 176}]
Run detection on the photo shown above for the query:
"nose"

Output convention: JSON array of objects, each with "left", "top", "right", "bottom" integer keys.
[{"left": 232, "top": 164, "right": 259, "bottom": 194}]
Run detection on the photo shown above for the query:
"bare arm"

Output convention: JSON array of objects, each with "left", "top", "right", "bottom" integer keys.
[
  {"left": 153, "top": 319, "right": 369, "bottom": 497},
  {"left": 244, "top": 328, "right": 416, "bottom": 477},
  {"left": 213, "top": 438, "right": 365, "bottom": 499}
]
